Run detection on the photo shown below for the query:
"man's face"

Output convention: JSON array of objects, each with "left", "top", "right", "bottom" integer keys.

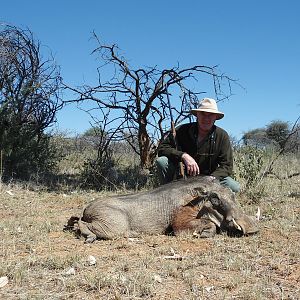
[{"left": 196, "top": 111, "right": 218, "bottom": 132}]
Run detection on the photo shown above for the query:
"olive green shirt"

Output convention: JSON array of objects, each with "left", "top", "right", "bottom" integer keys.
[{"left": 158, "top": 122, "right": 233, "bottom": 179}]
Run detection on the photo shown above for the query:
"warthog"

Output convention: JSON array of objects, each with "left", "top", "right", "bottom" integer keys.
[{"left": 67, "top": 176, "right": 259, "bottom": 242}]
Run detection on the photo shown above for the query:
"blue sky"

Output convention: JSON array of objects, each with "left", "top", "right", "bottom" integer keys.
[{"left": 2, "top": 1, "right": 300, "bottom": 139}]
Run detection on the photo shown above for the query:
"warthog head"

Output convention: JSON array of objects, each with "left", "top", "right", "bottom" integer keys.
[
  {"left": 176, "top": 176, "right": 259, "bottom": 236},
  {"left": 206, "top": 191, "right": 259, "bottom": 235}
]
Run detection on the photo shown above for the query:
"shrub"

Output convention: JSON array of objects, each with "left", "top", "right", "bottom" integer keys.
[
  {"left": 0, "top": 128, "right": 58, "bottom": 182},
  {"left": 234, "top": 146, "right": 267, "bottom": 200},
  {"left": 80, "top": 156, "right": 119, "bottom": 191}
]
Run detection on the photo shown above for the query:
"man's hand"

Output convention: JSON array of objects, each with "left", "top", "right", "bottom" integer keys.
[{"left": 181, "top": 153, "right": 200, "bottom": 176}]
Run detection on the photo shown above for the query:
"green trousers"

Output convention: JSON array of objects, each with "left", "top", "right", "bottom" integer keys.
[{"left": 155, "top": 156, "right": 240, "bottom": 193}]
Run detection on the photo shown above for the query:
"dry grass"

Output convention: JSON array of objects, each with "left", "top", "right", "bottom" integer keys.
[{"left": 0, "top": 175, "right": 299, "bottom": 300}]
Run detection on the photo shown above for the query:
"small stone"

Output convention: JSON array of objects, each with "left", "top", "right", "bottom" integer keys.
[
  {"left": 65, "top": 267, "right": 76, "bottom": 275},
  {"left": 0, "top": 276, "right": 9, "bottom": 288},
  {"left": 87, "top": 255, "right": 97, "bottom": 266},
  {"left": 154, "top": 274, "right": 162, "bottom": 283},
  {"left": 205, "top": 286, "right": 214, "bottom": 292}
]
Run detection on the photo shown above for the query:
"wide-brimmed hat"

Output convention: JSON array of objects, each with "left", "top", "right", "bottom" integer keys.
[{"left": 190, "top": 98, "right": 224, "bottom": 120}]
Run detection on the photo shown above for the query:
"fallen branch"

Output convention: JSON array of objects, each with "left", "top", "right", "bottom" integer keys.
[{"left": 161, "top": 248, "right": 189, "bottom": 261}]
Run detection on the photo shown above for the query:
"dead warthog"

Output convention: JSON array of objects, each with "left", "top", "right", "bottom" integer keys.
[{"left": 66, "top": 176, "right": 259, "bottom": 242}]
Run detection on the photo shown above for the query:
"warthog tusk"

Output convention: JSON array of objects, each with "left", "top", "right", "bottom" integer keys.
[
  {"left": 255, "top": 207, "right": 261, "bottom": 221},
  {"left": 232, "top": 218, "right": 242, "bottom": 231}
]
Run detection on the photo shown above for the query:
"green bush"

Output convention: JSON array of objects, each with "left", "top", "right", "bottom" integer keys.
[
  {"left": 234, "top": 146, "right": 265, "bottom": 187},
  {"left": 234, "top": 146, "right": 267, "bottom": 200},
  {"left": 0, "top": 125, "right": 58, "bottom": 182}
]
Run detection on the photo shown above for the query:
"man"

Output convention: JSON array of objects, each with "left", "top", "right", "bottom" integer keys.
[{"left": 156, "top": 98, "right": 240, "bottom": 192}]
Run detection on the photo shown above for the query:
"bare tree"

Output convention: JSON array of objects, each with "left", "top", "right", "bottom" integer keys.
[
  {"left": 0, "top": 24, "right": 62, "bottom": 179},
  {"left": 65, "top": 33, "right": 237, "bottom": 169},
  {"left": 0, "top": 24, "right": 62, "bottom": 131}
]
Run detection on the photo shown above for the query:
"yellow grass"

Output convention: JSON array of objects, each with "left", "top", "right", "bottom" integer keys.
[{"left": 0, "top": 175, "right": 299, "bottom": 299}]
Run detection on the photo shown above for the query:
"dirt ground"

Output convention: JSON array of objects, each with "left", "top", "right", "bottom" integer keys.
[{"left": 0, "top": 181, "right": 299, "bottom": 300}]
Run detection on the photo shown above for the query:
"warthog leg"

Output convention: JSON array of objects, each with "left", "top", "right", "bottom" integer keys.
[
  {"left": 79, "top": 204, "right": 135, "bottom": 241},
  {"left": 78, "top": 220, "right": 97, "bottom": 243},
  {"left": 64, "top": 216, "right": 97, "bottom": 242}
]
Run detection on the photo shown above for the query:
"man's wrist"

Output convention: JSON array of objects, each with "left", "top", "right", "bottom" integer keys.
[{"left": 181, "top": 152, "right": 188, "bottom": 159}]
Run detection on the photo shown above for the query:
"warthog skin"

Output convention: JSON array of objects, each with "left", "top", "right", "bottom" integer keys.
[{"left": 68, "top": 176, "right": 259, "bottom": 242}]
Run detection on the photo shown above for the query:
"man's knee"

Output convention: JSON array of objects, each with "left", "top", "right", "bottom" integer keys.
[
  {"left": 220, "top": 176, "right": 240, "bottom": 193},
  {"left": 155, "top": 156, "right": 176, "bottom": 185},
  {"left": 155, "top": 156, "right": 169, "bottom": 171}
]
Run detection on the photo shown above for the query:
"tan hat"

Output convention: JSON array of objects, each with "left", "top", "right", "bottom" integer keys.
[{"left": 190, "top": 98, "right": 224, "bottom": 120}]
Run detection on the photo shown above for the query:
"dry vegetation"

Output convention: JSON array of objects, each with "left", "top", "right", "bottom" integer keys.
[
  {"left": 0, "top": 156, "right": 299, "bottom": 300},
  {"left": 1, "top": 23, "right": 299, "bottom": 300}
]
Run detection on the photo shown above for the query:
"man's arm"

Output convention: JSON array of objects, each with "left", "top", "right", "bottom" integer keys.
[{"left": 157, "top": 131, "right": 185, "bottom": 161}]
